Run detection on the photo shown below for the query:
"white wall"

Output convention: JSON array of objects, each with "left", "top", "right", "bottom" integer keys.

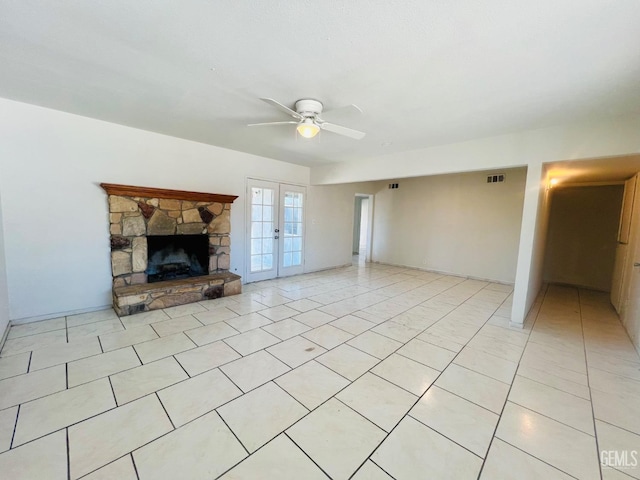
[
  {"left": 305, "top": 183, "right": 378, "bottom": 273},
  {"left": 371, "top": 169, "right": 526, "bottom": 283},
  {"left": 511, "top": 163, "right": 550, "bottom": 325},
  {"left": 0, "top": 189, "right": 10, "bottom": 340},
  {"left": 544, "top": 185, "right": 624, "bottom": 291},
  {"left": 0, "top": 98, "right": 312, "bottom": 322}
]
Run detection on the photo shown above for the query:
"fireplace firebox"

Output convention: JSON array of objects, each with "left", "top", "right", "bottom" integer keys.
[{"left": 146, "top": 234, "right": 209, "bottom": 283}]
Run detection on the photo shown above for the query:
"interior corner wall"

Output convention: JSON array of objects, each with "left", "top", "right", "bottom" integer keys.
[
  {"left": 0, "top": 98, "right": 310, "bottom": 322},
  {"left": 543, "top": 185, "right": 624, "bottom": 292},
  {"left": 371, "top": 168, "right": 526, "bottom": 283},
  {"left": 305, "top": 183, "right": 379, "bottom": 273},
  {"left": 510, "top": 162, "right": 549, "bottom": 325},
  {"left": 0, "top": 189, "right": 11, "bottom": 339}
]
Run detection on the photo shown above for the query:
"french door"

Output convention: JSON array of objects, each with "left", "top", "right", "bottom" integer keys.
[{"left": 246, "top": 179, "right": 306, "bottom": 283}]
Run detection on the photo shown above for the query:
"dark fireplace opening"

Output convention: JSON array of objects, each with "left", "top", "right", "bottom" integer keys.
[{"left": 146, "top": 235, "right": 208, "bottom": 283}]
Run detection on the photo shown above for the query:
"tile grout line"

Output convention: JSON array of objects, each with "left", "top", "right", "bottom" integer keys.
[
  {"left": 348, "top": 286, "right": 510, "bottom": 478},
  {"left": 215, "top": 410, "right": 250, "bottom": 456},
  {"left": 594, "top": 418, "right": 640, "bottom": 439},
  {"left": 577, "top": 288, "right": 604, "bottom": 480},
  {"left": 154, "top": 392, "right": 176, "bottom": 430},
  {"left": 512, "top": 371, "right": 592, "bottom": 403},
  {"left": 8, "top": 404, "right": 20, "bottom": 450},
  {"left": 66, "top": 427, "right": 70, "bottom": 480},
  {"left": 172, "top": 354, "right": 192, "bottom": 378},
  {"left": 130, "top": 453, "right": 141, "bottom": 480},
  {"left": 216, "top": 368, "right": 247, "bottom": 400},
  {"left": 26, "top": 350, "right": 32, "bottom": 374},
  {"left": 408, "top": 417, "right": 486, "bottom": 461},
  {"left": 284, "top": 431, "right": 334, "bottom": 480},
  {"left": 496, "top": 437, "right": 582, "bottom": 479},
  {"left": 475, "top": 284, "right": 548, "bottom": 479},
  {"left": 505, "top": 399, "right": 596, "bottom": 437},
  {"left": 107, "top": 376, "right": 117, "bottom": 407},
  {"left": 368, "top": 457, "right": 398, "bottom": 479}
]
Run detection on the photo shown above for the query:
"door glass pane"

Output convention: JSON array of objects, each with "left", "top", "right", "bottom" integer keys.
[
  {"left": 250, "top": 187, "right": 276, "bottom": 273},
  {"left": 251, "top": 255, "right": 262, "bottom": 271},
  {"left": 263, "top": 206, "right": 273, "bottom": 221},
  {"left": 251, "top": 205, "right": 262, "bottom": 221},
  {"left": 282, "top": 191, "right": 303, "bottom": 268},
  {"left": 251, "top": 222, "right": 262, "bottom": 238},
  {"left": 284, "top": 194, "right": 294, "bottom": 206},
  {"left": 251, "top": 239, "right": 262, "bottom": 255},
  {"left": 262, "top": 238, "right": 273, "bottom": 254}
]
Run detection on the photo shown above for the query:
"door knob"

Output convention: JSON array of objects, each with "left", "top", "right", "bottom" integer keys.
[{"left": 275, "top": 229, "right": 280, "bottom": 233}]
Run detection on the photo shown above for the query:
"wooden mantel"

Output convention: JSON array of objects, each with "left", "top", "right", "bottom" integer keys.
[{"left": 100, "top": 183, "right": 238, "bottom": 203}]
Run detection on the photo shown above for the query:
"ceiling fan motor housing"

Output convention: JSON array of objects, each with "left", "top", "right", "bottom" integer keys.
[{"left": 295, "top": 99, "right": 323, "bottom": 117}]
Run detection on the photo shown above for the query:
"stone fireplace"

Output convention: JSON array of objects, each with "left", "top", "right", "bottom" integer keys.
[{"left": 101, "top": 183, "right": 242, "bottom": 316}]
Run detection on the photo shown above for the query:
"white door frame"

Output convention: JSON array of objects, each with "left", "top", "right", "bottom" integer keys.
[
  {"left": 354, "top": 193, "right": 374, "bottom": 262},
  {"left": 245, "top": 178, "right": 306, "bottom": 283},
  {"left": 245, "top": 179, "right": 280, "bottom": 283},
  {"left": 278, "top": 184, "right": 306, "bottom": 278}
]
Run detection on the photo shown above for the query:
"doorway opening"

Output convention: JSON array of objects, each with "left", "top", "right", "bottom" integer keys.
[
  {"left": 353, "top": 194, "right": 373, "bottom": 264},
  {"left": 542, "top": 184, "right": 624, "bottom": 292}
]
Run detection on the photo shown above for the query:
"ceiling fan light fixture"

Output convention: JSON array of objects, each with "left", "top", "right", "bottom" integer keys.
[{"left": 296, "top": 119, "right": 320, "bottom": 139}]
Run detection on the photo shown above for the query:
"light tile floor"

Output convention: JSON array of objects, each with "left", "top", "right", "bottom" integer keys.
[{"left": 0, "top": 263, "right": 639, "bottom": 479}]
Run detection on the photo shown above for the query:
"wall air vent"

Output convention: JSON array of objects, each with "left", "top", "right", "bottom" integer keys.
[
  {"left": 388, "top": 183, "right": 399, "bottom": 189},
  {"left": 487, "top": 174, "right": 505, "bottom": 184}
]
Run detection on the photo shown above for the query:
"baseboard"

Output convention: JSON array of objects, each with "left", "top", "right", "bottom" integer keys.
[
  {"left": 303, "top": 263, "right": 353, "bottom": 275},
  {"left": 10, "top": 304, "right": 113, "bottom": 325},
  {"left": 546, "top": 281, "right": 610, "bottom": 293},
  {"left": 370, "top": 261, "right": 514, "bottom": 286}
]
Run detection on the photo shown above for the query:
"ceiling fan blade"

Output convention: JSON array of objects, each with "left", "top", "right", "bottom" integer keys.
[
  {"left": 248, "top": 121, "right": 299, "bottom": 127},
  {"left": 319, "top": 104, "right": 363, "bottom": 121},
  {"left": 259, "top": 98, "right": 303, "bottom": 120},
  {"left": 319, "top": 122, "right": 366, "bottom": 140}
]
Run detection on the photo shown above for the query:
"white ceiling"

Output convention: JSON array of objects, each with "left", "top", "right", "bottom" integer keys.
[{"left": 1, "top": 1, "right": 639, "bottom": 167}]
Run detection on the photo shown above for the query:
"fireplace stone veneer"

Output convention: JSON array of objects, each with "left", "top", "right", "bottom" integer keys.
[{"left": 101, "top": 183, "right": 242, "bottom": 316}]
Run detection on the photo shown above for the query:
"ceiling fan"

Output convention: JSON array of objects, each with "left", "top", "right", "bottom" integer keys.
[{"left": 248, "top": 98, "right": 366, "bottom": 140}]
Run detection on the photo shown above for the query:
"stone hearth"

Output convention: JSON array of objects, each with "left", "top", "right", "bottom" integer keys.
[
  {"left": 112, "top": 272, "right": 241, "bottom": 316},
  {"left": 101, "top": 183, "right": 241, "bottom": 316}
]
